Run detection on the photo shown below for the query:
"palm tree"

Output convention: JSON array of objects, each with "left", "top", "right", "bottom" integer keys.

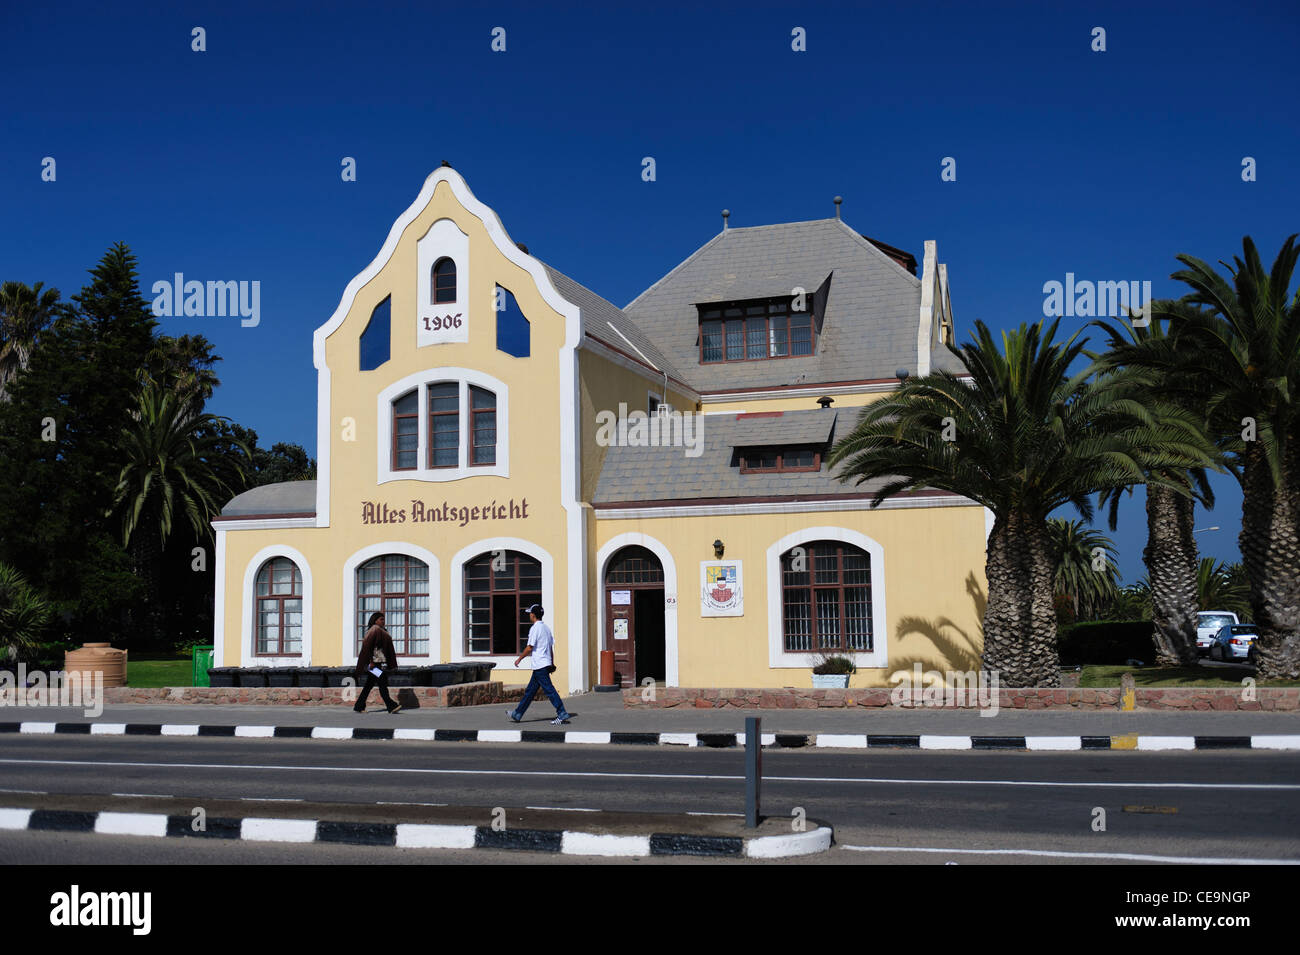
[
  {"left": 1047, "top": 518, "right": 1119, "bottom": 621},
  {"left": 0, "top": 562, "right": 53, "bottom": 662},
  {"left": 1196, "top": 558, "right": 1252, "bottom": 620},
  {"left": 1093, "top": 315, "right": 1218, "bottom": 666},
  {"left": 0, "top": 281, "right": 65, "bottom": 401},
  {"left": 829, "top": 318, "right": 1218, "bottom": 686},
  {"left": 1122, "top": 237, "right": 1299, "bottom": 678},
  {"left": 112, "top": 380, "right": 250, "bottom": 617}
]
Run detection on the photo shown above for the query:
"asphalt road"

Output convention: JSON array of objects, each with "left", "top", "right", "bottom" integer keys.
[{"left": 2, "top": 734, "right": 1298, "bottom": 865}]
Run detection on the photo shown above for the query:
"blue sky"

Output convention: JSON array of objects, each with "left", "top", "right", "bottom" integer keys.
[{"left": 3, "top": 0, "right": 1297, "bottom": 583}]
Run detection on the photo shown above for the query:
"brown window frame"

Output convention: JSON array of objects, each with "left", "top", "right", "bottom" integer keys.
[
  {"left": 780, "top": 541, "right": 873, "bottom": 654},
  {"left": 255, "top": 557, "right": 303, "bottom": 657},
  {"left": 698, "top": 296, "right": 816, "bottom": 364},
  {"left": 355, "top": 555, "right": 430, "bottom": 657},
  {"left": 463, "top": 551, "right": 542, "bottom": 656},
  {"left": 468, "top": 386, "right": 497, "bottom": 467},
  {"left": 427, "top": 382, "right": 459, "bottom": 470},
  {"left": 739, "top": 446, "right": 822, "bottom": 473},
  {"left": 391, "top": 390, "right": 419, "bottom": 471},
  {"left": 432, "top": 257, "right": 457, "bottom": 304}
]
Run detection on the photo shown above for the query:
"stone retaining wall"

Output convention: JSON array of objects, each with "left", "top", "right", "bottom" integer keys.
[
  {"left": 94, "top": 681, "right": 535, "bottom": 707},
  {"left": 622, "top": 686, "right": 1300, "bottom": 711}
]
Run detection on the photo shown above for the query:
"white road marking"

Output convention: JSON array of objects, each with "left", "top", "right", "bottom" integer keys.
[
  {"left": 160, "top": 725, "right": 200, "bottom": 736},
  {"left": 94, "top": 812, "right": 168, "bottom": 837},
  {"left": 395, "top": 823, "right": 475, "bottom": 849},
  {"left": 2, "top": 757, "right": 1298, "bottom": 790},
  {"left": 90, "top": 724, "right": 126, "bottom": 735},
  {"left": 0, "top": 808, "right": 34, "bottom": 829},
  {"left": 525, "top": 806, "right": 601, "bottom": 812},
  {"left": 841, "top": 845, "right": 1300, "bottom": 865}
]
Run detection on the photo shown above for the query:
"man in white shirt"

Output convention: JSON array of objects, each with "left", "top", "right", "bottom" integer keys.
[{"left": 506, "top": 604, "right": 572, "bottom": 725}]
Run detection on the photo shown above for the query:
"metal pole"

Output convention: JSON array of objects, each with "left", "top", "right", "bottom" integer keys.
[{"left": 745, "top": 716, "right": 761, "bottom": 828}]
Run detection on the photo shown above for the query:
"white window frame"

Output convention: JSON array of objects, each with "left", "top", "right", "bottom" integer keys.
[
  {"left": 766, "top": 527, "right": 888, "bottom": 669},
  {"left": 240, "top": 546, "right": 313, "bottom": 668},
  {"left": 341, "top": 542, "right": 441, "bottom": 665},
  {"left": 377, "top": 367, "right": 509, "bottom": 483}
]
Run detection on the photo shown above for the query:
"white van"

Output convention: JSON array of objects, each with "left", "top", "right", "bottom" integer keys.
[{"left": 1197, "top": 611, "right": 1240, "bottom": 656}]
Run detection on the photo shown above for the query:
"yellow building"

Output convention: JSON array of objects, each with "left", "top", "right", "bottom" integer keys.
[{"left": 213, "top": 166, "right": 989, "bottom": 691}]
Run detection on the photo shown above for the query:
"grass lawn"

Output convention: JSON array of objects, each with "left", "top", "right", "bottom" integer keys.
[
  {"left": 127, "top": 653, "right": 192, "bottom": 688},
  {"left": 1079, "top": 664, "right": 1300, "bottom": 688}
]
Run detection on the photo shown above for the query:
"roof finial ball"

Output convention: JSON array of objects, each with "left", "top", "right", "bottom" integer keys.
[
  {"left": 895, "top": 368, "right": 910, "bottom": 382},
  {"left": 440, "top": 159, "right": 452, "bottom": 168},
  {"left": 833, "top": 196, "right": 843, "bottom": 220},
  {"left": 721, "top": 209, "right": 730, "bottom": 232}
]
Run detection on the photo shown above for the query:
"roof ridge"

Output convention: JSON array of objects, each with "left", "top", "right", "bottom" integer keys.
[
  {"left": 624, "top": 230, "right": 728, "bottom": 312},
  {"left": 833, "top": 218, "right": 922, "bottom": 286}
]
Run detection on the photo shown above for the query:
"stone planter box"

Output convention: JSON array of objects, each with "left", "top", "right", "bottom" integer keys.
[{"left": 811, "top": 674, "right": 851, "bottom": 689}]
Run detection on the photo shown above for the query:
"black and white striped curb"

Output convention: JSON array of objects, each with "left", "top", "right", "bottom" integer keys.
[
  {"left": 3, "top": 722, "right": 1298, "bottom": 751},
  {"left": 0, "top": 805, "right": 831, "bottom": 858}
]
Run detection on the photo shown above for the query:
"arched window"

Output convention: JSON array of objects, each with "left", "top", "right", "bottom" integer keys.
[
  {"left": 432, "top": 258, "right": 457, "bottom": 304},
  {"left": 464, "top": 551, "right": 541, "bottom": 655},
  {"left": 356, "top": 555, "right": 429, "bottom": 656},
  {"left": 255, "top": 557, "right": 303, "bottom": 656},
  {"left": 392, "top": 389, "right": 418, "bottom": 470},
  {"left": 780, "top": 540, "right": 872, "bottom": 653}
]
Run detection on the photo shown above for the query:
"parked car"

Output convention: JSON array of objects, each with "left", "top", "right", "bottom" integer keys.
[
  {"left": 1196, "top": 611, "right": 1240, "bottom": 656},
  {"left": 1208, "top": 624, "right": 1258, "bottom": 663}
]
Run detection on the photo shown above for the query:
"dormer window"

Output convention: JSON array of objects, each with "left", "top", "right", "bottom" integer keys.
[
  {"left": 739, "top": 445, "right": 822, "bottom": 473},
  {"left": 432, "top": 258, "right": 457, "bottom": 304},
  {"left": 699, "top": 297, "right": 814, "bottom": 363}
]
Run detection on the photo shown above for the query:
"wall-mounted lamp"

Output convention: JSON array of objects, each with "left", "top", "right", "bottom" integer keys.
[{"left": 713, "top": 539, "right": 725, "bottom": 558}]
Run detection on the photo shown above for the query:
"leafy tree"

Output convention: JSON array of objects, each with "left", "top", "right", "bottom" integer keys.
[
  {"left": 829, "top": 318, "right": 1218, "bottom": 686},
  {"left": 1116, "top": 237, "right": 1299, "bottom": 677},
  {"left": 112, "top": 379, "right": 249, "bottom": 629},
  {"left": 1094, "top": 315, "right": 1218, "bottom": 665},
  {"left": 0, "top": 563, "right": 53, "bottom": 662},
  {"left": 0, "top": 281, "right": 67, "bottom": 401},
  {"left": 1048, "top": 518, "right": 1119, "bottom": 622},
  {"left": 1196, "top": 558, "right": 1252, "bottom": 619}
]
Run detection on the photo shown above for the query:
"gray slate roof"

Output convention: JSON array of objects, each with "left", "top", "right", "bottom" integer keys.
[
  {"left": 221, "top": 481, "right": 317, "bottom": 517},
  {"left": 592, "top": 409, "right": 897, "bottom": 504},
  {"left": 728, "top": 410, "right": 837, "bottom": 447},
  {"left": 541, "top": 263, "right": 687, "bottom": 386},
  {"left": 624, "top": 218, "right": 922, "bottom": 393}
]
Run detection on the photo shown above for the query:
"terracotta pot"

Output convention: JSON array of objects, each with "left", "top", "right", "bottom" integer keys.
[{"left": 64, "top": 642, "right": 128, "bottom": 688}]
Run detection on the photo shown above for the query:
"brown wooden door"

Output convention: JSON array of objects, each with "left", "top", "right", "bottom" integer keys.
[
  {"left": 604, "top": 546, "right": 665, "bottom": 690},
  {"left": 607, "top": 588, "right": 635, "bottom": 688}
]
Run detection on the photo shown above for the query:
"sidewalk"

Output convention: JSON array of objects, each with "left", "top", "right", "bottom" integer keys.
[{"left": 6, "top": 689, "right": 1300, "bottom": 736}]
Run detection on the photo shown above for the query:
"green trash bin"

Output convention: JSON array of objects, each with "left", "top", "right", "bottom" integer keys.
[{"left": 192, "top": 645, "right": 215, "bottom": 687}]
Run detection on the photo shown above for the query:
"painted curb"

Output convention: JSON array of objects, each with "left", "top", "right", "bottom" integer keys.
[
  {"left": 2, "top": 722, "right": 1295, "bottom": 751},
  {"left": 0, "top": 805, "right": 834, "bottom": 858}
]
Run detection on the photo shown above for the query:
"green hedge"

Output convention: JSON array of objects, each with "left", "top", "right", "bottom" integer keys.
[{"left": 1057, "top": 620, "right": 1156, "bottom": 666}]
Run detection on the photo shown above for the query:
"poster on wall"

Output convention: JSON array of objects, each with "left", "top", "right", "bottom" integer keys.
[{"left": 700, "top": 560, "right": 743, "bottom": 616}]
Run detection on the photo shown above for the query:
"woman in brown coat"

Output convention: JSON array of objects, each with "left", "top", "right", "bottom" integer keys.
[{"left": 354, "top": 611, "right": 401, "bottom": 714}]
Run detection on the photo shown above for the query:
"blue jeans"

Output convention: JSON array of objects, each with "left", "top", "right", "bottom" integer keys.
[{"left": 512, "top": 666, "right": 569, "bottom": 720}]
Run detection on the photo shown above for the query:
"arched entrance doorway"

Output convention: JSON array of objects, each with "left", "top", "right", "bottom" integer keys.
[{"left": 604, "top": 545, "right": 665, "bottom": 688}]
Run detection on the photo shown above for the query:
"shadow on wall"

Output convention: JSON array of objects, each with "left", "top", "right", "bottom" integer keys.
[{"left": 888, "top": 572, "right": 986, "bottom": 675}]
